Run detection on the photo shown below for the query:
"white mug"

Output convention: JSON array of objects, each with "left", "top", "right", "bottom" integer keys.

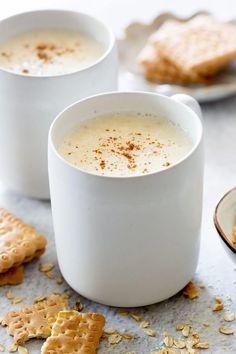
[
  {"left": 0, "top": 10, "right": 117, "bottom": 198},
  {"left": 48, "top": 92, "right": 204, "bottom": 307}
]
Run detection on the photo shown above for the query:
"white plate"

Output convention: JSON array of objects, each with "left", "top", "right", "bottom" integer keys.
[{"left": 118, "top": 12, "right": 236, "bottom": 102}]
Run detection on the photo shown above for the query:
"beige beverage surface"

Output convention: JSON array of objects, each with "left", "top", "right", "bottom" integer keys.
[
  {"left": 0, "top": 29, "right": 105, "bottom": 76},
  {"left": 58, "top": 112, "right": 193, "bottom": 177}
]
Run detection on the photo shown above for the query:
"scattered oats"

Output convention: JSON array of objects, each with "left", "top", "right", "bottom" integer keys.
[
  {"left": 174, "top": 339, "right": 186, "bottom": 349},
  {"left": 194, "top": 342, "right": 209, "bottom": 349},
  {"left": 143, "top": 328, "right": 156, "bottom": 337},
  {"left": 140, "top": 320, "right": 150, "bottom": 328},
  {"left": 108, "top": 333, "right": 123, "bottom": 345},
  {"left": 118, "top": 308, "right": 129, "bottom": 316},
  {"left": 202, "top": 322, "right": 211, "bottom": 327},
  {"left": 219, "top": 326, "right": 234, "bottom": 335},
  {"left": 38, "top": 262, "right": 55, "bottom": 272},
  {"left": 123, "top": 333, "right": 134, "bottom": 340},
  {"left": 6, "top": 290, "right": 14, "bottom": 300},
  {"left": 126, "top": 352, "right": 136, "bottom": 354},
  {"left": 199, "top": 283, "right": 205, "bottom": 289},
  {"left": 183, "top": 281, "right": 199, "bottom": 299},
  {"left": 182, "top": 325, "right": 191, "bottom": 337},
  {"left": 0, "top": 343, "right": 5, "bottom": 352},
  {"left": 34, "top": 295, "right": 46, "bottom": 303},
  {"left": 11, "top": 296, "right": 23, "bottom": 304},
  {"left": 74, "top": 300, "right": 84, "bottom": 311},
  {"left": 18, "top": 346, "right": 28, "bottom": 354},
  {"left": 9, "top": 343, "right": 18, "bottom": 352},
  {"left": 176, "top": 323, "right": 184, "bottom": 331},
  {"left": 213, "top": 303, "right": 224, "bottom": 311},
  {"left": 45, "top": 271, "right": 54, "bottom": 279},
  {"left": 104, "top": 328, "right": 117, "bottom": 335},
  {"left": 187, "top": 333, "right": 200, "bottom": 347},
  {"left": 131, "top": 314, "right": 142, "bottom": 322},
  {"left": 163, "top": 330, "right": 169, "bottom": 337},
  {"left": 215, "top": 296, "right": 222, "bottom": 303},
  {"left": 56, "top": 275, "right": 64, "bottom": 285},
  {"left": 223, "top": 311, "right": 235, "bottom": 322},
  {"left": 164, "top": 336, "right": 174, "bottom": 347}
]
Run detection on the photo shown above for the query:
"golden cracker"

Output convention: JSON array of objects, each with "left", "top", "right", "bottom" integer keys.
[
  {"left": 0, "top": 265, "right": 24, "bottom": 286},
  {"left": 0, "top": 208, "right": 47, "bottom": 273},
  {"left": 41, "top": 310, "right": 105, "bottom": 354},
  {"left": 156, "top": 15, "right": 236, "bottom": 75},
  {"left": 1, "top": 293, "right": 68, "bottom": 345}
]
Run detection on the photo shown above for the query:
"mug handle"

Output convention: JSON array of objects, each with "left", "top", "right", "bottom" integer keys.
[{"left": 171, "top": 94, "right": 202, "bottom": 120}]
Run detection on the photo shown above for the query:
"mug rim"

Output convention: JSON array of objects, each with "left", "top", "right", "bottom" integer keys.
[
  {"left": 49, "top": 91, "right": 203, "bottom": 180},
  {"left": 0, "top": 9, "right": 115, "bottom": 79}
]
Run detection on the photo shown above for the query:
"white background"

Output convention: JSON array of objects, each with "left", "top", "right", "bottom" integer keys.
[{"left": 1, "top": 0, "right": 236, "bottom": 36}]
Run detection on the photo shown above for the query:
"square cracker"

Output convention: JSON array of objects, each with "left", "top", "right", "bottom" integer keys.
[
  {"left": 138, "top": 43, "right": 210, "bottom": 84},
  {"left": 0, "top": 208, "right": 47, "bottom": 273},
  {"left": 1, "top": 293, "right": 68, "bottom": 345},
  {"left": 155, "top": 15, "right": 236, "bottom": 75},
  {"left": 0, "top": 265, "right": 24, "bottom": 286},
  {"left": 41, "top": 310, "right": 105, "bottom": 354}
]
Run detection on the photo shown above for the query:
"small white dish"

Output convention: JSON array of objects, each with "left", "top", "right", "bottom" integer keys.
[
  {"left": 118, "top": 12, "right": 236, "bottom": 103},
  {"left": 214, "top": 188, "right": 236, "bottom": 264}
]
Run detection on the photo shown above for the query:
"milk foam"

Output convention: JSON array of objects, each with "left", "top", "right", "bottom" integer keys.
[
  {"left": 58, "top": 112, "right": 193, "bottom": 176},
  {"left": 0, "top": 29, "right": 105, "bottom": 76}
]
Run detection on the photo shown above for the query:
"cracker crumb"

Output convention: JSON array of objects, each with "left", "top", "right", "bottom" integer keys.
[
  {"left": 164, "top": 335, "right": 174, "bottom": 347},
  {"left": 140, "top": 320, "right": 150, "bottom": 328},
  {"left": 73, "top": 300, "right": 84, "bottom": 312},
  {"left": 118, "top": 309, "right": 129, "bottom": 316},
  {"left": 183, "top": 281, "right": 199, "bottom": 299},
  {"left": 214, "top": 296, "right": 222, "bottom": 303},
  {"left": 194, "top": 342, "right": 209, "bottom": 349},
  {"left": 104, "top": 328, "right": 117, "bottom": 335},
  {"left": 131, "top": 314, "right": 142, "bottom": 322},
  {"left": 182, "top": 325, "right": 191, "bottom": 337},
  {"left": 223, "top": 311, "right": 235, "bottom": 322},
  {"left": 143, "top": 328, "right": 156, "bottom": 337},
  {"left": 18, "top": 346, "right": 28, "bottom": 354},
  {"left": 56, "top": 275, "right": 64, "bottom": 285},
  {"left": 123, "top": 333, "right": 134, "bottom": 340},
  {"left": 45, "top": 271, "right": 54, "bottom": 279},
  {"left": 11, "top": 296, "right": 23, "bottom": 304},
  {"left": 34, "top": 295, "right": 46, "bottom": 303},
  {"left": 9, "top": 343, "right": 18, "bottom": 352},
  {"left": 213, "top": 303, "right": 224, "bottom": 311},
  {"left": 174, "top": 339, "right": 186, "bottom": 349},
  {"left": 38, "top": 263, "right": 55, "bottom": 272},
  {"left": 202, "top": 322, "right": 211, "bottom": 327},
  {"left": 219, "top": 326, "right": 234, "bottom": 335},
  {"left": 176, "top": 323, "right": 184, "bottom": 331},
  {"left": 108, "top": 333, "right": 123, "bottom": 345}
]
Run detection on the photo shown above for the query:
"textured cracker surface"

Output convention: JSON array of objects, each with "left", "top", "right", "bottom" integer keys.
[
  {"left": 155, "top": 15, "right": 236, "bottom": 75},
  {"left": 0, "top": 265, "right": 24, "bottom": 286},
  {"left": 41, "top": 311, "right": 105, "bottom": 354},
  {"left": 1, "top": 294, "right": 68, "bottom": 344},
  {"left": 0, "top": 208, "right": 47, "bottom": 272}
]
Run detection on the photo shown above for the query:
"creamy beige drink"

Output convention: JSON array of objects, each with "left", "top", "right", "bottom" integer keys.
[
  {"left": 58, "top": 112, "right": 193, "bottom": 176},
  {"left": 0, "top": 29, "right": 105, "bottom": 75}
]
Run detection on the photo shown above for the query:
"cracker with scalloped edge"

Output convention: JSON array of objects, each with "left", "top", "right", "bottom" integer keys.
[
  {"left": 0, "top": 208, "right": 47, "bottom": 273},
  {"left": 1, "top": 294, "right": 68, "bottom": 345},
  {"left": 0, "top": 265, "right": 24, "bottom": 286},
  {"left": 155, "top": 14, "right": 236, "bottom": 76},
  {"left": 41, "top": 311, "right": 105, "bottom": 354}
]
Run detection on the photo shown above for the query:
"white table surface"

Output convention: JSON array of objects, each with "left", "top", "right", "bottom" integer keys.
[{"left": 0, "top": 1, "right": 236, "bottom": 353}]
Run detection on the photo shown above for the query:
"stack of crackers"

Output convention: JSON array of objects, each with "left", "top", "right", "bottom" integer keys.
[
  {"left": 0, "top": 208, "right": 47, "bottom": 286},
  {"left": 0, "top": 208, "right": 106, "bottom": 353},
  {"left": 138, "top": 14, "right": 236, "bottom": 85}
]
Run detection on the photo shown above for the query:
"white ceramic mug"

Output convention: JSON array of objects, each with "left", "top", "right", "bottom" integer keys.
[
  {"left": 48, "top": 92, "right": 204, "bottom": 307},
  {"left": 0, "top": 10, "right": 117, "bottom": 198}
]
